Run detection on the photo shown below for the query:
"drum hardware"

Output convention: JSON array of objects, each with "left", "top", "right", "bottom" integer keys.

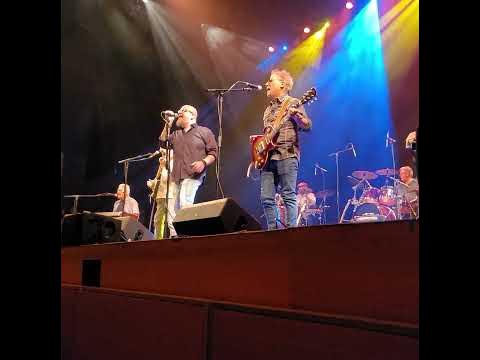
[
  {"left": 386, "top": 130, "right": 397, "bottom": 169},
  {"left": 296, "top": 202, "right": 308, "bottom": 226},
  {"left": 329, "top": 144, "right": 357, "bottom": 223},
  {"left": 297, "top": 207, "right": 328, "bottom": 226},
  {"left": 347, "top": 176, "right": 361, "bottom": 187},
  {"left": 340, "top": 177, "right": 366, "bottom": 223},
  {"left": 315, "top": 189, "right": 335, "bottom": 198},
  {"left": 314, "top": 161, "right": 331, "bottom": 225}
]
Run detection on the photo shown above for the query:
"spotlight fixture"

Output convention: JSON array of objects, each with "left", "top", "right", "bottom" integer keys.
[
  {"left": 346, "top": 2, "right": 354, "bottom": 9},
  {"left": 304, "top": 27, "right": 311, "bottom": 34},
  {"left": 268, "top": 46, "right": 275, "bottom": 53}
]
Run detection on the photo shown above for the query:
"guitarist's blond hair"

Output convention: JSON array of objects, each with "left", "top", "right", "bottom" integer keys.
[{"left": 271, "top": 69, "right": 294, "bottom": 92}]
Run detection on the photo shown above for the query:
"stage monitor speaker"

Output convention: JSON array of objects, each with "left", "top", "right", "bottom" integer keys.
[
  {"left": 62, "top": 213, "right": 122, "bottom": 246},
  {"left": 117, "top": 216, "right": 155, "bottom": 241},
  {"left": 173, "top": 198, "right": 261, "bottom": 236}
]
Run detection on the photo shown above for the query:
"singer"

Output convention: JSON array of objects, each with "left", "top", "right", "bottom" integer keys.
[
  {"left": 159, "top": 105, "right": 218, "bottom": 209},
  {"left": 260, "top": 69, "right": 312, "bottom": 230}
]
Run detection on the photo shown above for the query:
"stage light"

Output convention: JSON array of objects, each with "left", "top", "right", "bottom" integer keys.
[
  {"left": 142, "top": 0, "right": 148, "bottom": 3},
  {"left": 304, "top": 27, "right": 311, "bottom": 34},
  {"left": 314, "top": 22, "right": 330, "bottom": 39},
  {"left": 282, "top": 45, "right": 288, "bottom": 51},
  {"left": 268, "top": 46, "right": 275, "bottom": 53},
  {"left": 346, "top": 2, "right": 354, "bottom": 9}
]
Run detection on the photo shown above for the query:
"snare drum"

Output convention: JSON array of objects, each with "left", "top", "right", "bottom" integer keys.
[
  {"left": 359, "top": 187, "right": 381, "bottom": 204},
  {"left": 379, "top": 186, "right": 396, "bottom": 206}
]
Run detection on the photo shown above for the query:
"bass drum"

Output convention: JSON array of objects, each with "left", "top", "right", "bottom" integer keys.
[{"left": 352, "top": 203, "right": 396, "bottom": 223}]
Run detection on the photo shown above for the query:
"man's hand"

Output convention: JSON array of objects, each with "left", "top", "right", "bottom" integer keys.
[
  {"left": 191, "top": 160, "right": 206, "bottom": 174},
  {"left": 147, "top": 179, "right": 155, "bottom": 189},
  {"left": 289, "top": 108, "right": 303, "bottom": 119},
  {"left": 405, "top": 131, "right": 416, "bottom": 147},
  {"left": 166, "top": 115, "right": 175, "bottom": 127}
]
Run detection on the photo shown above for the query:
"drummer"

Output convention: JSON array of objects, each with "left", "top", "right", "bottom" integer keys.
[
  {"left": 296, "top": 181, "right": 317, "bottom": 212},
  {"left": 397, "top": 166, "right": 419, "bottom": 218},
  {"left": 397, "top": 166, "right": 419, "bottom": 202}
]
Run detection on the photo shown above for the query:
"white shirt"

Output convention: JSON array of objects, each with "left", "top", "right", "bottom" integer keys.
[
  {"left": 113, "top": 196, "right": 140, "bottom": 216},
  {"left": 297, "top": 192, "right": 316, "bottom": 209}
]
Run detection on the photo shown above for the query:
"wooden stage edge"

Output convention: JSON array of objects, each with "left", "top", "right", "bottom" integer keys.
[{"left": 62, "top": 219, "right": 419, "bottom": 325}]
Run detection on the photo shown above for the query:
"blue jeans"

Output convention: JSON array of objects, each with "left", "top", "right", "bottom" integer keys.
[
  {"left": 176, "top": 177, "right": 203, "bottom": 209},
  {"left": 261, "top": 157, "right": 298, "bottom": 230}
]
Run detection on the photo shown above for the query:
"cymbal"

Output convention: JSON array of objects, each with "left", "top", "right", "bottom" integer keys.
[
  {"left": 352, "top": 170, "right": 378, "bottom": 180},
  {"left": 315, "top": 189, "right": 335, "bottom": 198},
  {"left": 375, "top": 168, "right": 398, "bottom": 176}
]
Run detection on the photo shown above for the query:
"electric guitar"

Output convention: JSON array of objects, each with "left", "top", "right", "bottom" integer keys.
[
  {"left": 147, "top": 151, "right": 167, "bottom": 202},
  {"left": 249, "top": 87, "right": 317, "bottom": 170}
]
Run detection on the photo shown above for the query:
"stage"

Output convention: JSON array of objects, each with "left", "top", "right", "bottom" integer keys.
[{"left": 62, "top": 220, "right": 418, "bottom": 360}]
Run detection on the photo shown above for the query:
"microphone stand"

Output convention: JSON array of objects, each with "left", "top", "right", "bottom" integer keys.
[
  {"left": 118, "top": 151, "right": 159, "bottom": 218},
  {"left": 329, "top": 145, "right": 354, "bottom": 223},
  {"left": 386, "top": 134, "right": 398, "bottom": 217},
  {"left": 314, "top": 165, "right": 327, "bottom": 224},
  {"left": 161, "top": 116, "right": 173, "bottom": 238},
  {"left": 206, "top": 81, "right": 261, "bottom": 199}
]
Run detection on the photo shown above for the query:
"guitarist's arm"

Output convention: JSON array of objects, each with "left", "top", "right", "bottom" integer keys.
[{"left": 290, "top": 104, "right": 312, "bottom": 130}]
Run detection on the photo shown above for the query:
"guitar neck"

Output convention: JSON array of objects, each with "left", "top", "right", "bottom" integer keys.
[
  {"left": 151, "top": 163, "right": 165, "bottom": 199},
  {"left": 267, "top": 99, "right": 302, "bottom": 140}
]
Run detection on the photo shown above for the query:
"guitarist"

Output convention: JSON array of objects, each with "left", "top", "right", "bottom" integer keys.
[
  {"left": 261, "top": 69, "right": 312, "bottom": 229},
  {"left": 147, "top": 149, "right": 177, "bottom": 239}
]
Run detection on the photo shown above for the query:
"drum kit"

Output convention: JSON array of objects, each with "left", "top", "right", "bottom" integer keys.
[{"left": 340, "top": 168, "right": 418, "bottom": 223}]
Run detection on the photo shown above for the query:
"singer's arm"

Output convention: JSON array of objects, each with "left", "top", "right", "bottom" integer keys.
[
  {"left": 159, "top": 123, "right": 174, "bottom": 149},
  {"left": 191, "top": 127, "right": 218, "bottom": 174}
]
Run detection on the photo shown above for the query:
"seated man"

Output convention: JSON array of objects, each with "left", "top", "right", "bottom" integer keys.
[
  {"left": 397, "top": 166, "right": 419, "bottom": 219},
  {"left": 113, "top": 183, "right": 140, "bottom": 220},
  {"left": 296, "top": 181, "right": 317, "bottom": 226}
]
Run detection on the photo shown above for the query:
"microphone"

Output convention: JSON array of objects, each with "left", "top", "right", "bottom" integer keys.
[
  {"left": 161, "top": 110, "right": 179, "bottom": 119},
  {"left": 147, "top": 150, "right": 163, "bottom": 159},
  {"left": 348, "top": 143, "right": 357, "bottom": 157},
  {"left": 314, "top": 163, "right": 328, "bottom": 172},
  {"left": 242, "top": 82, "right": 263, "bottom": 90}
]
